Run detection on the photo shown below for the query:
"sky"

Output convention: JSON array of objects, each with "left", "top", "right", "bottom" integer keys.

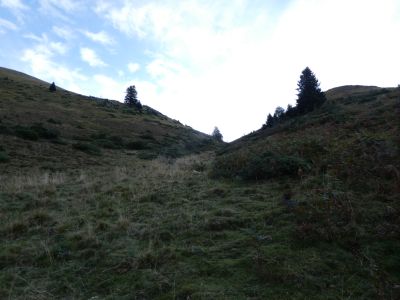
[{"left": 1, "top": 0, "right": 399, "bottom": 141}]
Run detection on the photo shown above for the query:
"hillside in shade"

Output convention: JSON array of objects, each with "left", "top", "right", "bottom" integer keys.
[
  {"left": 0, "top": 67, "right": 217, "bottom": 173},
  {"left": 0, "top": 67, "right": 399, "bottom": 299}
]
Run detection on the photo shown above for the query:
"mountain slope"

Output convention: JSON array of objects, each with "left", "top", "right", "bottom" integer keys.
[
  {"left": 0, "top": 67, "right": 216, "bottom": 172},
  {"left": 211, "top": 85, "right": 400, "bottom": 297},
  {"left": 1, "top": 68, "right": 399, "bottom": 299}
]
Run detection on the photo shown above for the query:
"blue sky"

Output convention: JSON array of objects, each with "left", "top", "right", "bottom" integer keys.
[{"left": 1, "top": 0, "right": 399, "bottom": 141}]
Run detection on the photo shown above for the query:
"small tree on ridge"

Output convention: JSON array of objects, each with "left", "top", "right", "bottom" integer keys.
[
  {"left": 212, "top": 126, "right": 223, "bottom": 142},
  {"left": 49, "top": 82, "right": 56, "bottom": 92},
  {"left": 125, "top": 85, "right": 138, "bottom": 107}
]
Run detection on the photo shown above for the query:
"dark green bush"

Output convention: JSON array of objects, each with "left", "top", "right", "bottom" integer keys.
[
  {"left": 240, "top": 152, "right": 308, "bottom": 180},
  {"left": 126, "top": 140, "right": 148, "bottom": 150},
  {"left": 0, "top": 151, "right": 9, "bottom": 163},
  {"left": 73, "top": 142, "right": 101, "bottom": 155},
  {"left": 92, "top": 134, "right": 124, "bottom": 149},
  {"left": 137, "top": 151, "right": 158, "bottom": 160},
  {"left": 109, "top": 136, "right": 124, "bottom": 147},
  {"left": 31, "top": 124, "right": 60, "bottom": 139},
  {"left": 14, "top": 124, "right": 59, "bottom": 140},
  {"left": 15, "top": 126, "right": 39, "bottom": 140},
  {"left": 212, "top": 151, "right": 309, "bottom": 180},
  {"left": 47, "top": 118, "right": 62, "bottom": 125},
  {"left": 140, "top": 133, "right": 156, "bottom": 140},
  {"left": 95, "top": 139, "right": 120, "bottom": 149},
  {"left": 0, "top": 125, "right": 12, "bottom": 134}
]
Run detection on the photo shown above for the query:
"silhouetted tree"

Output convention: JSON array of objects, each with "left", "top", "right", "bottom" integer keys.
[
  {"left": 136, "top": 100, "right": 143, "bottom": 112},
  {"left": 49, "top": 82, "right": 56, "bottom": 92},
  {"left": 274, "top": 106, "right": 285, "bottom": 120},
  {"left": 265, "top": 113, "right": 274, "bottom": 128},
  {"left": 212, "top": 126, "right": 223, "bottom": 142},
  {"left": 124, "top": 85, "right": 138, "bottom": 107},
  {"left": 296, "top": 67, "right": 326, "bottom": 114},
  {"left": 286, "top": 104, "right": 296, "bottom": 118}
]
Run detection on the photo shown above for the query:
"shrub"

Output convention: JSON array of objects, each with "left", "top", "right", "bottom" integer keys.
[
  {"left": 0, "top": 125, "right": 11, "bottom": 134},
  {"left": 47, "top": 118, "right": 62, "bottom": 125},
  {"left": 72, "top": 142, "right": 101, "bottom": 155},
  {"left": 137, "top": 151, "right": 158, "bottom": 160},
  {"left": 15, "top": 126, "right": 39, "bottom": 140},
  {"left": 31, "top": 124, "right": 60, "bottom": 139},
  {"left": 212, "top": 150, "right": 309, "bottom": 180},
  {"left": 95, "top": 139, "right": 119, "bottom": 149},
  {"left": 240, "top": 152, "right": 309, "bottom": 180},
  {"left": 92, "top": 134, "right": 124, "bottom": 149},
  {"left": 0, "top": 151, "right": 9, "bottom": 163},
  {"left": 126, "top": 140, "right": 148, "bottom": 150}
]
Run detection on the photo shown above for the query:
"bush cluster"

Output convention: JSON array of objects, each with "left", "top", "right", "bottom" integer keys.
[
  {"left": 14, "top": 124, "right": 60, "bottom": 141},
  {"left": 212, "top": 150, "right": 309, "bottom": 180}
]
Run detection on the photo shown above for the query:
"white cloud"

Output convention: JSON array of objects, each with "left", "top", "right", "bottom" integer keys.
[
  {"left": 87, "top": 74, "right": 159, "bottom": 104},
  {"left": 21, "top": 37, "right": 86, "bottom": 93},
  {"left": 0, "top": 17, "right": 18, "bottom": 31},
  {"left": 52, "top": 26, "right": 74, "bottom": 40},
  {"left": 80, "top": 47, "right": 107, "bottom": 67},
  {"left": 82, "top": 30, "right": 114, "bottom": 45},
  {"left": 96, "top": 0, "right": 400, "bottom": 141},
  {"left": 1, "top": 0, "right": 28, "bottom": 22},
  {"left": 39, "top": 0, "right": 82, "bottom": 21},
  {"left": 127, "top": 62, "right": 140, "bottom": 73},
  {"left": 39, "top": 0, "right": 80, "bottom": 11},
  {"left": 0, "top": 0, "right": 28, "bottom": 10},
  {"left": 24, "top": 33, "right": 68, "bottom": 55}
]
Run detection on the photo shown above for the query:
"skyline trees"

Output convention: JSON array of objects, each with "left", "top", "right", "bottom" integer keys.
[
  {"left": 49, "top": 82, "right": 56, "bottom": 92},
  {"left": 296, "top": 67, "right": 326, "bottom": 114},
  {"left": 263, "top": 67, "right": 326, "bottom": 128},
  {"left": 124, "top": 85, "right": 142, "bottom": 111},
  {"left": 212, "top": 126, "right": 223, "bottom": 142}
]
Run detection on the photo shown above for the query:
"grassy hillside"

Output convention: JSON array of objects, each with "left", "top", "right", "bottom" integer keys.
[
  {"left": 212, "top": 85, "right": 400, "bottom": 297},
  {"left": 1, "top": 68, "right": 399, "bottom": 299},
  {"left": 0, "top": 67, "right": 215, "bottom": 173}
]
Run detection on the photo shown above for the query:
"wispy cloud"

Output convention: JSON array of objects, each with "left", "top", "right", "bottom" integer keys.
[
  {"left": 21, "top": 35, "right": 86, "bottom": 92},
  {"left": 82, "top": 30, "right": 114, "bottom": 45},
  {"left": 39, "top": 0, "right": 82, "bottom": 21},
  {"left": 39, "top": 0, "right": 81, "bottom": 12},
  {"left": 0, "top": 0, "right": 28, "bottom": 10},
  {"left": 1, "top": 0, "right": 29, "bottom": 22},
  {"left": 52, "top": 26, "right": 75, "bottom": 40},
  {"left": 24, "top": 33, "right": 68, "bottom": 55},
  {"left": 80, "top": 47, "right": 107, "bottom": 67},
  {"left": 0, "top": 17, "right": 18, "bottom": 31}
]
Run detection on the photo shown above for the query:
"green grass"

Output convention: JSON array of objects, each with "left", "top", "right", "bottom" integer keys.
[{"left": 0, "top": 67, "right": 399, "bottom": 299}]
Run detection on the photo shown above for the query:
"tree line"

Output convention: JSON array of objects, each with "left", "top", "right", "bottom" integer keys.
[
  {"left": 263, "top": 67, "right": 326, "bottom": 129},
  {"left": 121, "top": 67, "right": 325, "bottom": 141}
]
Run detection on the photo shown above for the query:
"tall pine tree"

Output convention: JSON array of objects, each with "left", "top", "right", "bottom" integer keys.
[
  {"left": 124, "top": 85, "right": 138, "bottom": 107},
  {"left": 296, "top": 67, "right": 326, "bottom": 114}
]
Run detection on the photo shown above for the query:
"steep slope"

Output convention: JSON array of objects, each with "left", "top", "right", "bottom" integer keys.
[{"left": 0, "top": 67, "right": 215, "bottom": 173}]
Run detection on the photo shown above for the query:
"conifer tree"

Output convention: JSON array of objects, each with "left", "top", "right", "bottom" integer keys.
[
  {"left": 124, "top": 85, "right": 138, "bottom": 107},
  {"left": 286, "top": 104, "right": 296, "bottom": 118},
  {"left": 49, "top": 82, "right": 56, "bottom": 92},
  {"left": 212, "top": 126, "right": 223, "bottom": 142},
  {"left": 296, "top": 67, "right": 326, "bottom": 114},
  {"left": 266, "top": 113, "right": 274, "bottom": 128},
  {"left": 274, "top": 106, "right": 285, "bottom": 120}
]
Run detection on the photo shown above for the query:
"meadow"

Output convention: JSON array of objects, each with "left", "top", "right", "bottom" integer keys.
[{"left": 1, "top": 67, "right": 399, "bottom": 299}]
